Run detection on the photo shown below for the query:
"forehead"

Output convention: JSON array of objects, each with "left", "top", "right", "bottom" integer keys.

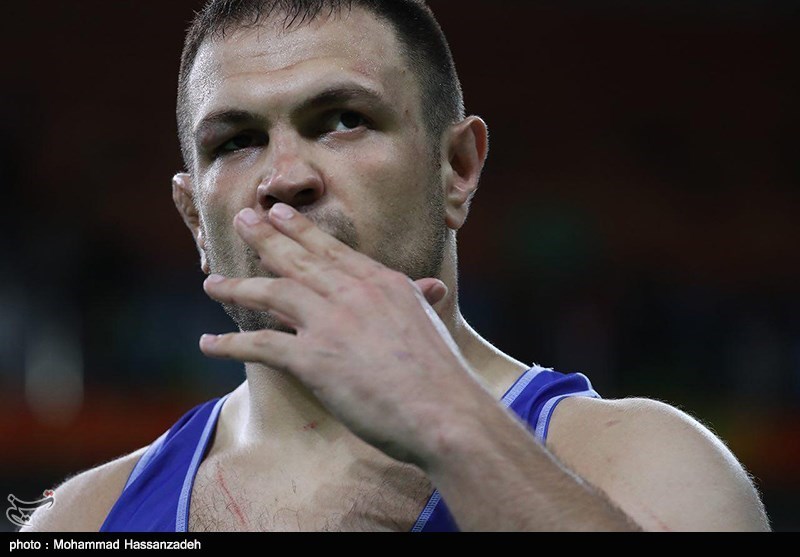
[{"left": 186, "top": 8, "right": 417, "bottom": 126}]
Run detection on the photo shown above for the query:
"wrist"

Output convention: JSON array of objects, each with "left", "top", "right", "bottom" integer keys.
[{"left": 414, "top": 384, "right": 513, "bottom": 476}]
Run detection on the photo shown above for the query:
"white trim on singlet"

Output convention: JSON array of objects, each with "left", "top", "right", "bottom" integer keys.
[
  {"left": 175, "top": 394, "right": 231, "bottom": 532},
  {"left": 534, "top": 373, "right": 599, "bottom": 442},
  {"left": 411, "top": 491, "right": 442, "bottom": 531},
  {"left": 500, "top": 366, "right": 545, "bottom": 407},
  {"left": 410, "top": 365, "right": 545, "bottom": 533}
]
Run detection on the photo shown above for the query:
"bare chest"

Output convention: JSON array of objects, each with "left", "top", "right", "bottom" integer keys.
[{"left": 187, "top": 456, "right": 434, "bottom": 532}]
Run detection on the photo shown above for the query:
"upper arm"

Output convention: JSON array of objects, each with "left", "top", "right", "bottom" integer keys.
[
  {"left": 19, "top": 446, "right": 148, "bottom": 532},
  {"left": 547, "top": 396, "right": 770, "bottom": 532}
]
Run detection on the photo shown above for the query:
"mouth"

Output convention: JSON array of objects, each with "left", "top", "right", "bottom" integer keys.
[{"left": 236, "top": 208, "right": 360, "bottom": 258}]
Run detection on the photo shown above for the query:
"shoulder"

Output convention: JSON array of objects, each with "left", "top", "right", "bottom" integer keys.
[
  {"left": 19, "top": 446, "right": 148, "bottom": 532},
  {"left": 546, "top": 396, "right": 770, "bottom": 531}
]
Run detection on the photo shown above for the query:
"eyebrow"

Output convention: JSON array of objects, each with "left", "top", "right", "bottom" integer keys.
[
  {"left": 294, "top": 84, "right": 393, "bottom": 115},
  {"left": 193, "top": 84, "right": 395, "bottom": 144}
]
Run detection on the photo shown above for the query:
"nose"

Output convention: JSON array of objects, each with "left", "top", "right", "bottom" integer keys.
[{"left": 257, "top": 138, "right": 325, "bottom": 212}]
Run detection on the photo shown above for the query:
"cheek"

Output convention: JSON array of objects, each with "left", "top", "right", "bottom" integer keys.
[
  {"left": 342, "top": 146, "right": 440, "bottom": 248},
  {"left": 342, "top": 137, "right": 432, "bottom": 201},
  {"left": 198, "top": 164, "right": 257, "bottom": 233}
]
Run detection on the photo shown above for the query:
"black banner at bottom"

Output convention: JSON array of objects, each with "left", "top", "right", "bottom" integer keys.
[{"left": 1, "top": 530, "right": 778, "bottom": 553}]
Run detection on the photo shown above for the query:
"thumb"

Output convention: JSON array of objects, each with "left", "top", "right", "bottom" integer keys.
[{"left": 413, "top": 278, "right": 449, "bottom": 306}]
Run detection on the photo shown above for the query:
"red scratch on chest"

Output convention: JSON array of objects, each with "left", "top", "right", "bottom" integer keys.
[
  {"left": 215, "top": 464, "right": 251, "bottom": 530},
  {"left": 302, "top": 421, "right": 317, "bottom": 431}
]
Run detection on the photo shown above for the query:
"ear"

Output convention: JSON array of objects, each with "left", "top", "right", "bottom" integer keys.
[
  {"left": 172, "top": 173, "right": 210, "bottom": 274},
  {"left": 442, "top": 116, "right": 489, "bottom": 231}
]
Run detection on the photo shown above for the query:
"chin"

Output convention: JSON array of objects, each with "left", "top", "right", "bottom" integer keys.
[{"left": 222, "top": 303, "right": 295, "bottom": 335}]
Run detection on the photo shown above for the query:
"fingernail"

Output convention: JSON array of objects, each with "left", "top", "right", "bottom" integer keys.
[
  {"left": 271, "top": 203, "right": 295, "bottom": 221},
  {"left": 205, "top": 274, "right": 225, "bottom": 285},
  {"left": 200, "top": 334, "right": 218, "bottom": 347},
  {"left": 238, "top": 208, "right": 261, "bottom": 226}
]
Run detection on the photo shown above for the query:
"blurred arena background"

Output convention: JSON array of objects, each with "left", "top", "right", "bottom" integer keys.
[{"left": 1, "top": 0, "right": 797, "bottom": 531}]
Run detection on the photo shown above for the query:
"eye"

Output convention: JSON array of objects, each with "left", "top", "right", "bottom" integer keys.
[
  {"left": 330, "top": 111, "right": 368, "bottom": 133},
  {"left": 217, "top": 132, "right": 267, "bottom": 155}
]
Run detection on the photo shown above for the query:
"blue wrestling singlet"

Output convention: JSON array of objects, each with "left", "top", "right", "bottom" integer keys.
[{"left": 100, "top": 366, "right": 599, "bottom": 532}]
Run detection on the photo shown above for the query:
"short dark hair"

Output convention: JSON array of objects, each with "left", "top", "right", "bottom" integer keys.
[{"left": 177, "top": 0, "right": 465, "bottom": 170}]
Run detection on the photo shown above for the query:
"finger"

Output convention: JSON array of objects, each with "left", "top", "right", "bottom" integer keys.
[
  {"left": 234, "top": 209, "right": 350, "bottom": 296},
  {"left": 413, "top": 278, "right": 448, "bottom": 306},
  {"left": 203, "top": 274, "right": 328, "bottom": 326},
  {"left": 265, "top": 203, "right": 383, "bottom": 279},
  {"left": 200, "top": 330, "right": 298, "bottom": 369}
]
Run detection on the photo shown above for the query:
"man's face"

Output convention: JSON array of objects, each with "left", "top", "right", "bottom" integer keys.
[{"left": 185, "top": 8, "right": 448, "bottom": 332}]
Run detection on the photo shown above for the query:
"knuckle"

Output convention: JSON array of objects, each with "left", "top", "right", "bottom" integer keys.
[
  {"left": 290, "top": 252, "right": 319, "bottom": 276},
  {"left": 259, "top": 278, "right": 276, "bottom": 297},
  {"left": 252, "top": 331, "right": 273, "bottom": 350},
  {"left": 270, "top": 277, "right": 290, "bottom": 295},
  {"left": 322, "top": 243, "right": 347, "bottom": 261},
  {"left": 275, "top": 277, "right": 302, "bottom": 299}
]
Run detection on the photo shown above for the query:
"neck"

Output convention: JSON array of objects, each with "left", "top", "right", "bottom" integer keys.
[{"left": 227, "top": 235, "right": 529, "bottom": 449}]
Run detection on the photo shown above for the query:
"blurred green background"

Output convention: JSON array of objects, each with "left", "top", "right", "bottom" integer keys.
[{"left": 1, "top": 1, "right": 797, "bottom": 531}]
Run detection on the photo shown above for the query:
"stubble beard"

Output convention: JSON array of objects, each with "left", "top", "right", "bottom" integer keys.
[{"left": 204, "top": 171, "right": 447, "bottom": 335}]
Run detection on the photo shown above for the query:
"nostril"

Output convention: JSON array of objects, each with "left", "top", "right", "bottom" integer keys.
[
  {"left": 293, "top": 188, "right": 319, "bottom": 206},
  {"left": 261, "top": 195, "right": 280, "bottom": 211},
  {"left": 261, "top": 188, "right": 318, "bottom": 211}
]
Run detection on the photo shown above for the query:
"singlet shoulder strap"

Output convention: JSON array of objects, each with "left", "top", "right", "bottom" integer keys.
[
  {"left": 175, "top": 394, "right": 229, "bottom": 532},
  {"left": 100, "top": 394, "right": 230, "bottom": 532},
  {"left": 411, "top": 366, "right": 600, "bottom": 532}
]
